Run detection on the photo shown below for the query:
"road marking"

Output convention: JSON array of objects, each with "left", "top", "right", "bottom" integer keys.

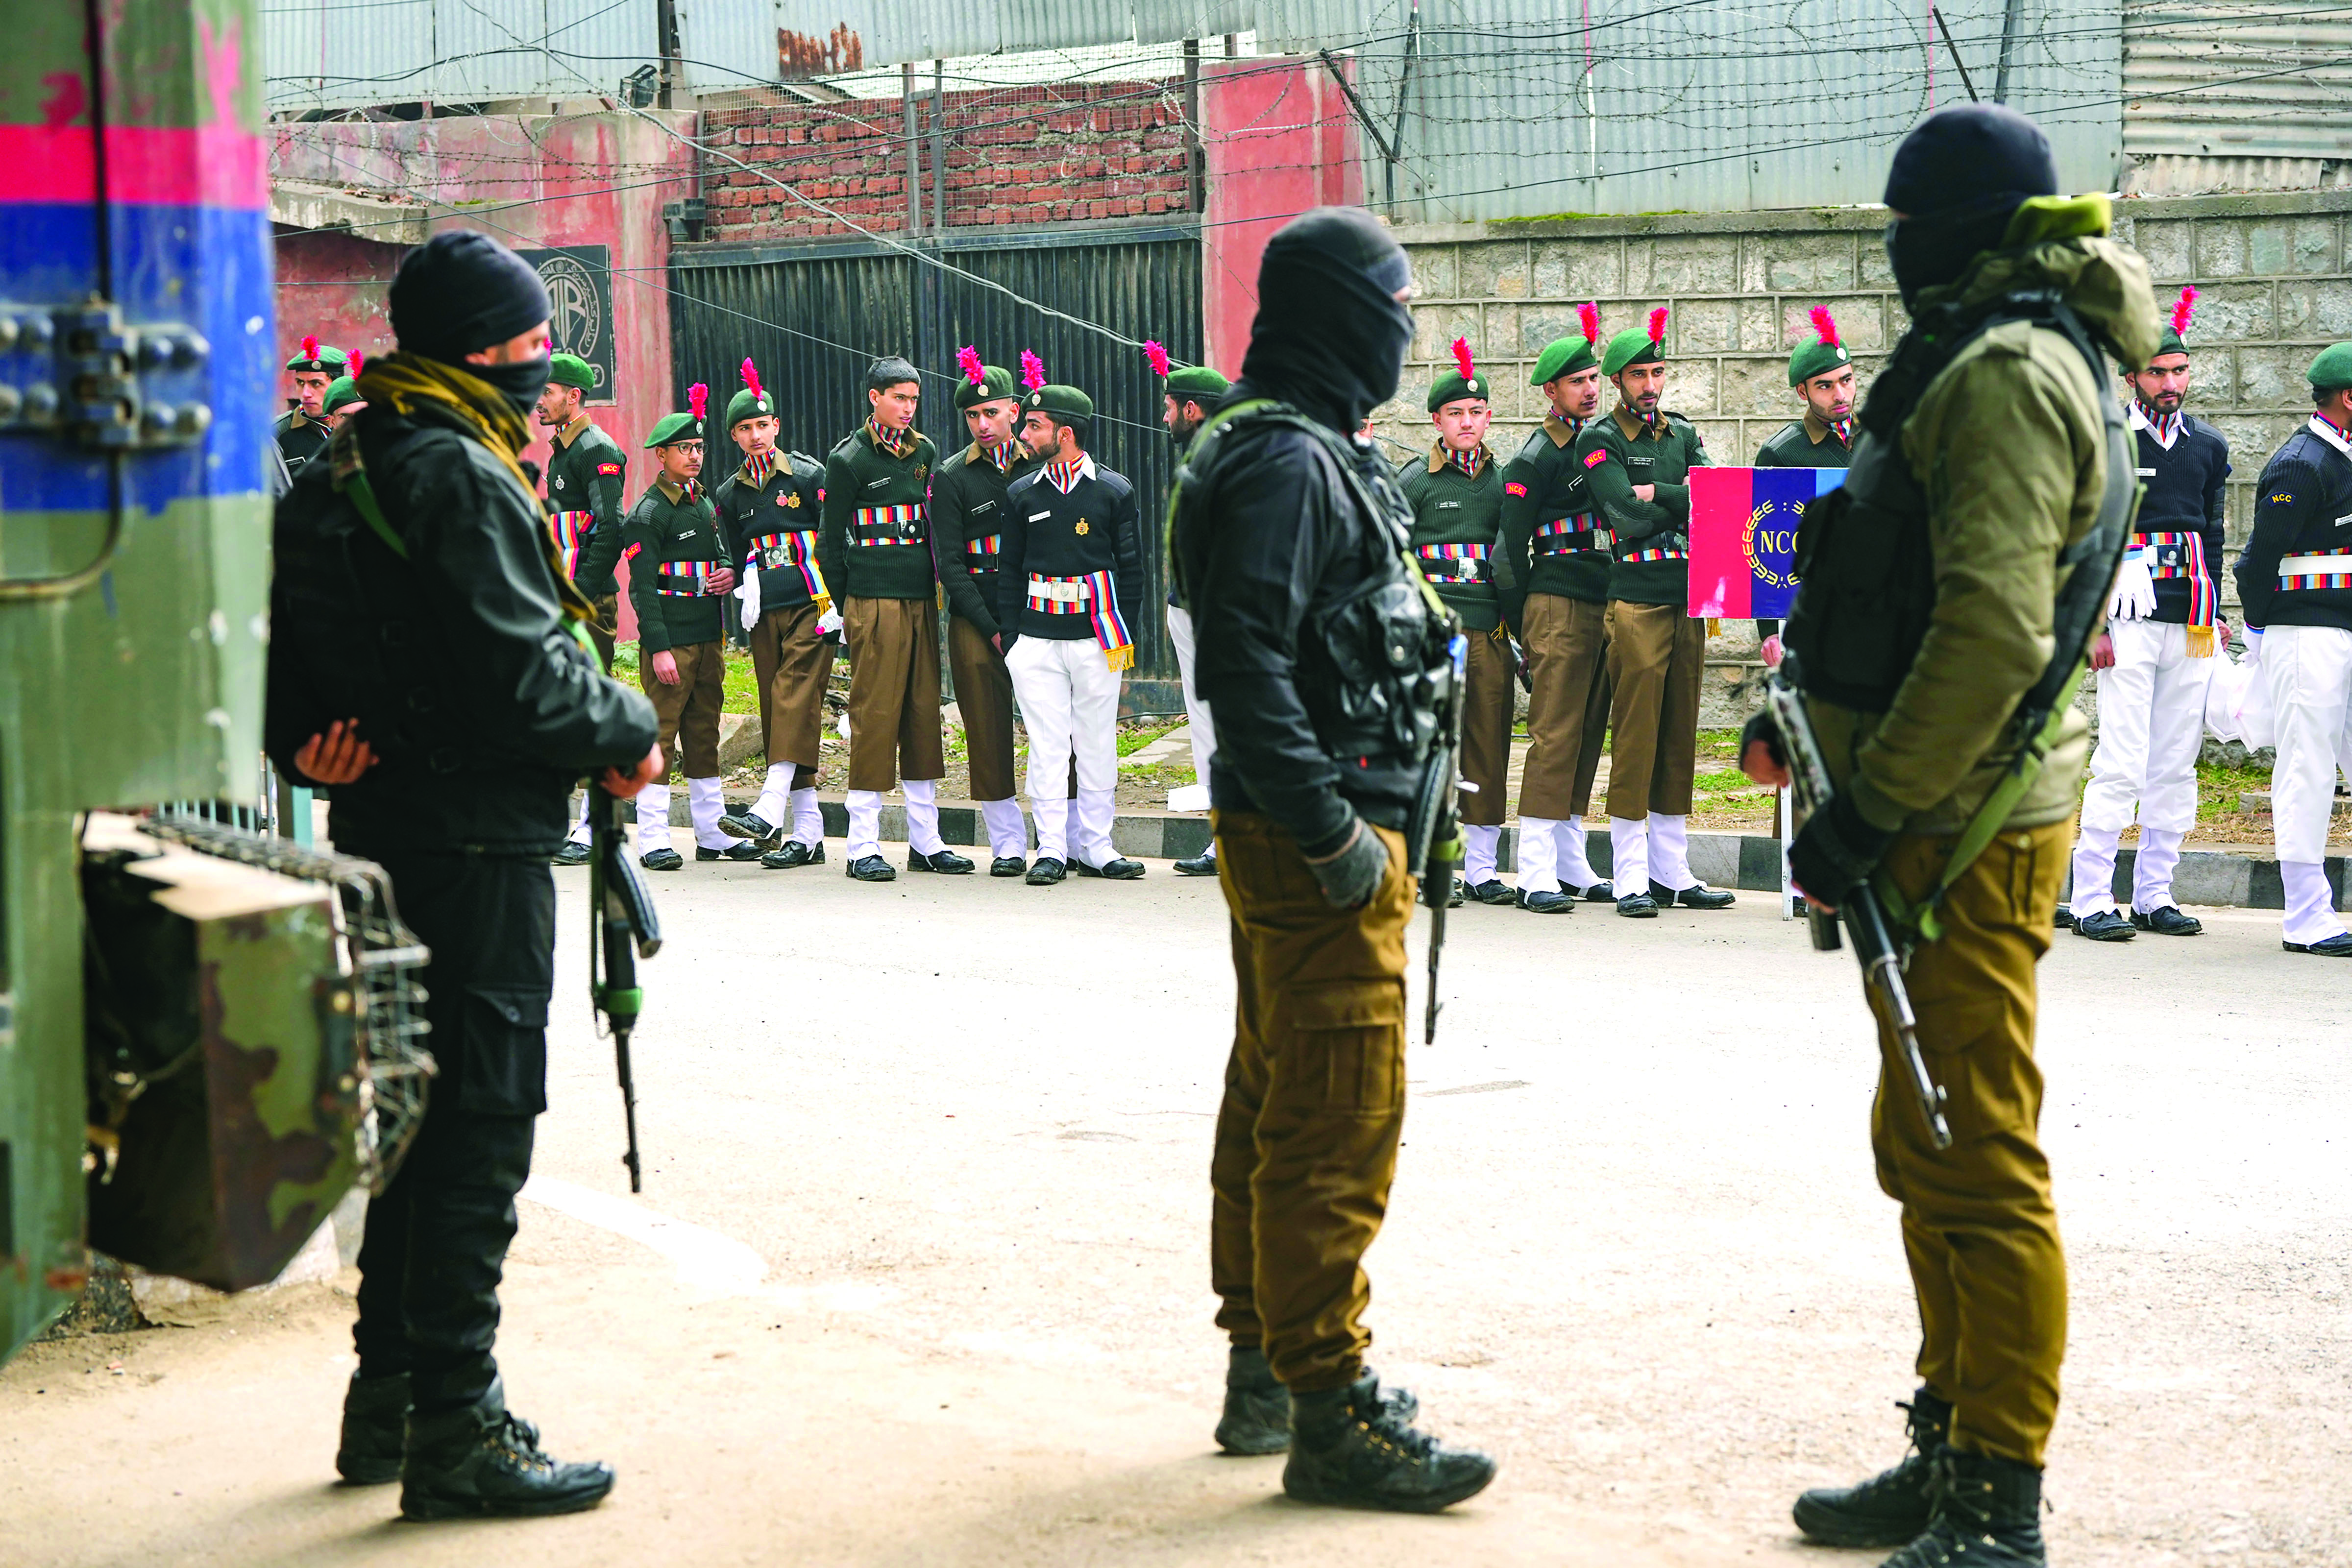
[{"left": 519, "top": 1174, "right": 769, "bottom": 1296}]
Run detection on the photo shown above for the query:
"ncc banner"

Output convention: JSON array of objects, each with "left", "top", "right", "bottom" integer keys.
[{"left": 1688, "top": 467, "right": 1845, "bottom": 619}]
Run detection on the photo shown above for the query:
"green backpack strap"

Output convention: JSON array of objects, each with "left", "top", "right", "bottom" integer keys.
[{"left": 340, "top": 470, "right": 409, "bottom": 561}]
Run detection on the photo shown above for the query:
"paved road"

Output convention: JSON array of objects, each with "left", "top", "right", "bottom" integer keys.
[{"left": 5, "top": 849, "right": 2345, "bottom": 1566}]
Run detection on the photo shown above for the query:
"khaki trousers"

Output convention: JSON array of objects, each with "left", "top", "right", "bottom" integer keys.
[
  {"left": 947, "top": 614, "right": 1018, "bottom": 802},
  {"left": 1603, "top": 600, "right": 1704, "bottom": 820},
  {"left": 1208, "top": 811, "right": 1414, "bottom": 1394},
  {"left": 1459, "top": 629, "right": 1515, "bottom": 828},
  {"left": 842, "top": 596, "right": 945, "bottom": 791},
  {"left": 640, "top": 639, "right": 726, "bottom": 779},
  {"left": 588, "top": 593, "right": 619, "bottom": 672},
  {"left": 747, "top": 600, "right": 836, "bottom": 771},
  {"left": 1519, "top": 593, "right": 1611, "bottom": 820},
  {"left": 1869, "top": 818, "right": 2070, "bottom": 1468}
]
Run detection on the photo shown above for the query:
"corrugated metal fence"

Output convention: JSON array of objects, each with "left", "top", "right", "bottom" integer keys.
[
  {"left": 2124, "top": 1, "right": 2352, "bottom": 161},
  {"left": 667, "top": 222, "right": 1203, "bottom": 680}
]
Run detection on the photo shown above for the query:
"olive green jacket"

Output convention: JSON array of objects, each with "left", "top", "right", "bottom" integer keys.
[{"left": 1809, "top": 200, "right": 2160, "bottom": 837}]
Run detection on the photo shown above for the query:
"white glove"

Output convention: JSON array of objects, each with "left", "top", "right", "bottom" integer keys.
[
  {"left": 817, "top": 605, "right": 844, "bottom": 637},
  {"left": 2244, "top": 627, "right": 2263, "bottom": 666},
  {"left": 736, "top": 566, "right": 761, "bottom": 632},
  {"left": 2107, "top": 550, "right": 2157, "bottom": 621}
]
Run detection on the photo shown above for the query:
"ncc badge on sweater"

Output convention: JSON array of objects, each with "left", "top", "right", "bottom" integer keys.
[
  {"left": 1075, "top": 519, "right": 1090, "bottom": 535},
  {"left": 782, "top": 491, "right": 801, "bottom": 507},
  {"left": 597, "top": 462, "right": 621, "bottom": 475},
  {"left": 1583, "top": 451, "right": 1607, "bottom": 469}
]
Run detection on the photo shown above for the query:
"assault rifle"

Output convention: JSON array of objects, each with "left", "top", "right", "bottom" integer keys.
[
  {"left": 1414, "top": 631, "right": 1471, "bottom": 1045},
  {"left": 588, "top": 784, "right": 663, "bottom": 1189},
  {"left": 1761, "top": 670, "right": 1952, "bottom": 1150}
]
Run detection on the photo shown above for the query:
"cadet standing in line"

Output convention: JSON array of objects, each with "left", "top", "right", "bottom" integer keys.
[
  {"left": 321, "top": 364, "right": 367, "bottom": 432},
  {"left": 1000, "top": 377, "right": 1147, "bottom": 885},
  {"left": 2062, "top": 289, "right": 2232, "bottom": 941},
  {"left": 537, "top": 352, "right": 633, "bottom": 867},
  {"left": 1747, "top": 105, "right": 2158, "bottom": 1567},
  {"left": 2234, "top": 340, "right": 2352, "bottom": 956},
  {"left": 818, "top": 357, "right": 969, "bottom": 880},
  {"left": 709, "top": 357, "right": 836, "bottom": 870},
  {"left": 1157, "top": 348, "right": 1232, "bottom": 877},
  {"left": 1175, "top": 206, "right": 1494, "bottom": 1512},
  {"left": 277, "top": 335, "right": 347, "bottom": 476},
  {"left": 1499, "top": 307, "right": 1615, "bottom": 912},
  {"left": 622, "top": 386, "right": 755, "bottom": 870},
  {"left": 1401, "top": 339, "right": 1514, "bottom": 904},
  {"left": 1578, "top": 310, "right": 1737, "bottom": 917},
  {"left": 930, "top": 348, "right": 1039, "bottom": 876},
  {"left": 1754, "top": 306, "right": 1858, "bottom": 664}
]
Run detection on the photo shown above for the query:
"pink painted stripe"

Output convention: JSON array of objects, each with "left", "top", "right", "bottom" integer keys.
[{"left": 0, "top": 123, "right": 268, "bottom": 210}]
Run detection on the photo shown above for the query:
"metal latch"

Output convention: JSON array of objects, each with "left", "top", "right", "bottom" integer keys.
[{"left": 0, "top": 297, "right": 212, "bottom": 450}]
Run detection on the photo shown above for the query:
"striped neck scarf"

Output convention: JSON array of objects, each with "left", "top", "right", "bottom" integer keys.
[
  {"left": 1044, "top": 457, "right": 1086, "bottom": 493},
  {"left": 741, "top": 449, "right": 778, "bottom": 487},
  {"left": 867, "top": 416, "right": 915, "bottom": 458},
  {"left": 984, "top": 438, "right": 1020, "bottom": 473},
  {"left": 1830, "top": 417, "right": 1855, "bottom": 444},
  {"left": 1446, "top": 443, "right": 1487, "bottom": 480},
  {"left": 2134, "top": 402, "right": 2184, "bottom": 449},
  {"left": 2313, "top": 408, "right": 2352, "bottom": 453}
]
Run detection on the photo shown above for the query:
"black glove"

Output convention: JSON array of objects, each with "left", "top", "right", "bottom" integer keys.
[
  {"left": 1788, "top": 789, "right": 1897, "bottom": 901},
  {"left": 1303, "top": 819, "right": 1393, "bottom": 910}
]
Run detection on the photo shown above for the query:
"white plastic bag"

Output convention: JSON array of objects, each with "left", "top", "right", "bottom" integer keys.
[
  {"left": 2232, "top": 648, "right": 2277, "bottom": 750},
  {"left": 2203, "top": 650, "right": 2251, "bottom": 742}
]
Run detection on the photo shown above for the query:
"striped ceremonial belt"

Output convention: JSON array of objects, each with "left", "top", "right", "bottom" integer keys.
[
  {"left": 2133, "top": 531, "right": 2215, "bottom": 626},
  {"left": 965, "top": 533, "right": 1002, "bottom": 569},
  {"left": 1625, "top": 546, "right": 1688, "bottom": 563},
  {"left": 655, "top": 560, "right": 725, "bottom": 596},
  {"left": 2278, "top": 548, "right": 2352, "bottom": 592},
  {"left": 1414, "top": 542, "right": 1490, "bottom": 582},
  {"left": 854, "top": 502, "right": 924, "bottom": 546},
  {"left": 546, "top": 509, "right": 593, "bottom": 578},
  {"left": 745, "top": 528, "right": 825, "bottom": 603},
  {"left": 1533, "top": 517, "right": 1611, "bottom": 555},
  {"left": 1027, "top": 572, "right": 1133, "bottom": 670}
]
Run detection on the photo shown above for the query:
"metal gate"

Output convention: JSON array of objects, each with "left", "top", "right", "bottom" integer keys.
[{"left": 668, "top": 222, "right": 1203, "bottom": 680}]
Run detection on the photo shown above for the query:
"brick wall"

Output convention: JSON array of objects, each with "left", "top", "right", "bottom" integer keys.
[{"left": 702, "top": 79, "right": 1191, "bottom": 242}]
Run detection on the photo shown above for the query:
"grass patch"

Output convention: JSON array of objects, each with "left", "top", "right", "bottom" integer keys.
[
  {"left": 1115, "top": 719, "right": 1184, "bottom": 757},
  {"left": 1692, "top": 767, "right": 1764, "bottom": 796}
]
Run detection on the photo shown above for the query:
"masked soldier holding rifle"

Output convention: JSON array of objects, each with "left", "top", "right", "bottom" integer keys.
[
  {"left": 1741, "top": 107, "right": 2156, "bottom": 1568},
  {"left": 1171, "top": 206, "right": 1494, "bottom": 1514}
]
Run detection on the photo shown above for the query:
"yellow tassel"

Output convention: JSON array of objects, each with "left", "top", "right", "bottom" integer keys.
[
  {"left": 2186, "top": 624, "right": 2215, "bottom": 658},
  {"left": 1106, "top": 644, "right": 1135, "bottom": 673},
  {"left": 814, "top": 593, "right": 832, "bottom": 615},
  {"left": 1706, "top": 617, "right": 1721, "bottom": 637}
]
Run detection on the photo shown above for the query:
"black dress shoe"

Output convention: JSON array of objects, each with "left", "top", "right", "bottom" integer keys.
[
  {"left": 697, "top": 842, "right": 763, "bottom": 862},
  {"left": 639, "top": 848, "right": 683, "bottom": 872},
  {"left": 716, "top": 809, "right": 775, "bottom": 842},
  {"left": 1026, "top": 856, "right": 1067, "bottom": 885},
  {"left": 2073, "top": 908, "right": 2134, "bottom": 942},
  {"left": 1174, "top": 852, "right": 1219, "bottom": 876},
  {"left": 1651, "top": 879, "right": 1736, "bottom": 909},
  {"left": 2052, "top": 903, "right": 2077, "bottom": 930},
  {"left": 397, "top": 1378, "right": 613, "bottom": 1521},
  {"left": 760, "top": 839, "right": 824, "bottom": 869},
  {"left": 1073, "top": 856, "right": 1146, "bottom": 879},
  {"left": 2285, "top": 931, "right": 2352, "bottom": 955},
  {"left": 2132, "top": 905, "right": 2203, "bottom": 936},
  {"left": 1578, "top": 879, "right": 1615, "bottom": 903},
  {"left": 908, "top": 848, "right": 974, "bottom": 874},
  {"left": 1446, "top": 877, "right": 1466, "bottom": 908},
  {"left": 336, "top": 1371, "right": 410, "bottom": 1485},
  {"left": 550, "top": 842, "right": 591, "bottom": 867},
  {"left": 845, "top": 853, "right": 897, "bottom": 882},
  {"left": 1616, "top": 891, "right": 1659, "bottom": 917},
  {"left": 990, "top": 855, "right": 1027, "bottom": 877},
  {"left": 1467, "top": 879, "right": 1515, "bottom": 905},
  {"left": 1517, "top": 888, "right": 1575, "bottom": 914}
]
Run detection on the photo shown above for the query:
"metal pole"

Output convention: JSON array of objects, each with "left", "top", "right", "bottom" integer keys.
[
  {"left": 1993, "top": 0, "right": 2025, "bottom": 103},
  {"left": 1182, "top": 38, "right": 1204, "bottom": 215},
  {"left": 1931, "top": 6, "right": 1982, "bottom": 103},
  {"left": 931, "top": 60, "right": 946, "bottom": 233},
  {"left": 655, "top": 0, "right": 679, "bottom": 109},
  {"left": 902, "top": 62, "right": 921, "bottom": 236}
]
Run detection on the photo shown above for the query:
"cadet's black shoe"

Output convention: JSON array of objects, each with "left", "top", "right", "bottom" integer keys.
[
  {"left": 2072, "top": 909, "right": 2134, "bottom": 942},
  {"left": 1578, "top": 879, "right": 1616, "bottom": 903},
  {"left": 716, "top": 809, "right": 776, "bottom": 843},
  {"left": 1467, "top": 879, "right": 1515, "bottom": 906},
  {"left": 990, "top": 855, "right": 1028, "bottom": 878},
  {"left": 1282, "top": 1374, "right": 1495, "bottom": 1514},
  {"left": 1073, "top": 856, "right": 1146, "bottom": 879},
  {"left": 2052, "top": 903, "right": 2077, "bottom": 930},
  {"left": 1174, "top": 852, "right": 1219, "bottom": 876},
  {"left": 2131, "top": 904, "right": 2202, "bottom": 936},
  {"left": 1026, "top": 857, "right": 1067, "bottom": 886},
  {"left": 1215, "top": 1345, "right": 1291, "bottom": 1456},
  {"left": 549, "top": 842, "right": 591, "bottom": 868},
  {"left": 1651, "top": 879, "right": 1736, "bottom": 910},
  {"left": 335, "top": 1371, "right": 410, "bottom": 1486},
  {"left": 1616, "top": 891, "right": 1658, "bottom": 917},
  {"left": 2285, "top": 931, "right": 2352, "bottom": 956},
  {"left": 1517, "top": 888, "right": 1575, "bottom": 914},
  {"left": 845, "top": 854, "right": 897, "bottom": 882},
  {"left": 760, "top": 839, "right": 824, "bottom": 869},
  {"left": 639, "top": 848, "right": 684, "bottom": 872},
  {"left": 397, "top": 1379, "right": 614, "bottom": 1520},
  {"left": 908, "top": 848, "right": 975, "bottom": 874},
  {"left": 1878, "top": 1449, "right": 2046, "bottom": 1568},
  {"left": 1791, "top": 1388, "right": 1950, "bottom": 1548},
  {"left": 696, "top": 842, "right": 762, "bottom": 862},
  {"left": 1446, "top": 877, "right": 1467, "bottom": 908}
]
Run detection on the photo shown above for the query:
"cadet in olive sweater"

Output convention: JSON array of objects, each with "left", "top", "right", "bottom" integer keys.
[
  {"left": 1402, "top": 346, "right": 1515, "bottom": 906},
  {"left": 537, "top": 353, "right": 633, "bottom": 865},
  {"left": 622, "top": 397, "right": 754, "bottom": 870},
  {"left": 1576, "top": 312, "right": 1735, "bottom": 917},
  {"left": 818, "top": 357, "right": 967, "bottom": 881}
]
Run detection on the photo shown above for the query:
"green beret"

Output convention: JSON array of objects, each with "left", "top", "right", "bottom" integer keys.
[
  {"left": 2312, "top": 342, "right": 2352, "bottom": 393},
  {"left": 1788, "top": 338, "right": 1851, "bottom": 387},
  {"left": 645, "top": 411, "right": 703, "bottom": 448},
  {"left": 954, "top": 365, "right": 1017, "bottom": 412},
  {"left": 1426, "top": 370, "right": 1492, "bottom": 413},
  {"left": 285, "top": 340, "right": 347, "bottom": 374},
  {"left": 1600, "top": 327, "right": 1663, "bottom": 379},
  {"left": 321, "top": 376, "right": 364, "bottom": 415},
  {"left": 1164, "top": 365, "right": 1230, "bottom": 402},
  {"left": 1530, "top": 336, "right": 1598, "bottom": 386},
  {"left": 725, "top": 386, "right": 776, "bottom": 428},
  {"left": 1024, "top": 384, "right": 1093, "bottom": 421},
  {"left": 547, "top": 353, "right": 596, "bottom": 392}
]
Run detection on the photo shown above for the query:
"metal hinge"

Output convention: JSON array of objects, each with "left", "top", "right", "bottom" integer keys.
[{"left": 0, "top": 296, "right": 213, "bottom": 450}]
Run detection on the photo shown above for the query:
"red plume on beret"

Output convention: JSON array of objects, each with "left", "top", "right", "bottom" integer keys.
[
  {"left": 1144, "top": 339, "right": 1170, "bottom": 378},
  {"left": 1450, "top": 337, "right": 1475, "bottom": 381},
  {"left": 1647, "top": 307, "right": 1669, "bottom": 345},
  {"left": 740, "top": 357, "right": 763, "bottom": 401},
  {"left": 1809, "top": 305, "right": 1840, "bottom": 347},
  {"left": 348, "top": 351, "right": 364, "bottom": 379},
  {"left": 2171, "top": 286, "right": 2199, "bottom": 339},
  {"left": 300, "top": 335, "right": 318, "bottom": 362},
  {"left": 1020, "top": 350, "right": 1046, "bottom": 391},
  {"left": 1577, "top": 301, "right": 1600, "bottom": 346},
  {"left": 956, "top": 345, "right": 985, "bottom": 387},
  {"left": 687, "top": 383, "right": 708, "bottom": 423}
]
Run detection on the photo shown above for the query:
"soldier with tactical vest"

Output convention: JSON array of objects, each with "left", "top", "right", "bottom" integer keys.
[
  {"left": 1499, "top": 309, "right": 1615, "bottom": 912},
  {"left": 536, "top": 353, "right": 632, "bottom": 866},
  {"left": 1402, "top": 341, "right": 1514, "bottom": 904},
  {"left": 1754, "top": 308, "right": 1859, "bottom": 663},
  {"left": 1578, "top": 311, "right": 1738, "bottom": 918},
  {"left": 1742, "top": 105, "right": 2159, "bottom": 1567},
  {"left": 622, "top": 390, "right": 756, "bottom": 870},
  {"left": 278, "top": 336, "right": 346, "bottom": 476},
  {"left": 931, "top": 351, "right": 1040, "bottom": 876},
  {"left": 2235, "top": 340, "right": 2352, "bottom": 956},
  {"left": 820, "top": 358, "right": 969, "bottom": 881},
  {"left": 1159, "top": 357, "right": 1233, "bottom": 877},
  {"left": 1173, "top": 206, "right": 1495, "bottom": 1513}
]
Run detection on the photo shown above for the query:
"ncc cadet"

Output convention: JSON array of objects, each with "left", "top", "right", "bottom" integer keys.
[
  {"left": 1401, "top": 339, "right": 1514, "bottom": 903},
  {"left": 1174, "top": 206, "right": 1494, "bottom": 1513},
  {"left": 1754, "top": 306, "right": 1858, "bottom": 662},
  {"left": 1000, "top": 378, "right": 1148, "bottom": 884},
  {"left": 1745, "top": 105, "right": 2159, "bottom": 1567},
  {"left": 930, "top": 349, "right": 1039, "bottom": 875},
  {"left": 1158, "top": 354, "right": 1233, "bottom": 876},
  {"left": 709, "top": 358, "right": 836, "bottom": 871},
  {"left": 622, "top": 386, "right": 755, "bottom": 869},
  {"left": 267, "top": 230, "right": 656, "bottom": 1520},
  {"left": 2064, "top": 288, "right": 2232, "bottom": 941},
  {"left": 2235, "top": 340, "right": 2352, "bottom": 956},
  {"left": 818, "top": 357, "right": 969, "bottom": 880},
  {"left": 322, "top": 368, "right": 367, "bottom": 432},
  {"left": 278, "top": 335, "right": 347, "bottom": 475},
  {"left": 1577, "top": 310, "right": 1737, "bottom": 917},
  {"left": 536, "top": 353, "right": 633, "bottom": 866},
  {"left": 1499, "top": 307, "right": 1615, "bottom": 912}
]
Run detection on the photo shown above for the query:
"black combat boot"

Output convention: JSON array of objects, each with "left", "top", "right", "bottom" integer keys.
[
  {"left": 1281, "top": 1372, "right": 1495, "bottom": 1513},
  {"left": 1879, "top": 1449, "right": 2046, "bottom": 1567},
  {"left": 398, "top": 1378, "right": 614, "bottom": 1520},
  {"left": 1792, "top": 1388, "right": 1951, "bottom": 1547},
  {"left": 1215, "top": 1344, "right": 1291, "bottom": 1455},
  {"left": 335, "top": 1370, "right": 411, "bottom": 1485}
]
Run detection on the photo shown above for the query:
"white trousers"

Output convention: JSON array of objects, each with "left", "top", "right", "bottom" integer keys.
[
  {"left": 2082, "top": 619, "right": 2211, "bottom": 836},
  {"left": 980, "top": 796, "right": 1029, "bottom": 859},
  {"left": 844, "top": 784, "right": 943, "bottom": 859},
  {"left": 1648, "top": 812, "right": 1693, "bottom": 890},
  {"left": 635, "top": 783, "right": 673, "bottom": 853},
  {"left": 1464, "top": 824, "right": 1500, "bottom": 885},
  {"left": 1165, "top": 602, "right": 1219, "bottom": 781},
  {"left": 1008, "top": 634, "right": 1123, "bottom": 863},
  {"left": 566, "top": 786, "right": 594, "bottom": 845},
  {"left": 687, "top": 776, "right": 739, "bottom": 851},
  {"left": 1608, "top": 816, "right": 1649, "bottom": 894},
  {"left": 2264, "top": 625, "right": 2352, "bottom": 941},
  {"left": 1519, "top": 815, "right": 1602, "bottom": 893}
]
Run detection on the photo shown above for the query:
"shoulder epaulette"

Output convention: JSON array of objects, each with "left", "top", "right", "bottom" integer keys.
[
  {"left": 1513, "top": 429, "right": 1552, "bottom": 464},
  {"left": 1093, "top": 467, "right": 1135, "bottom": 502}
]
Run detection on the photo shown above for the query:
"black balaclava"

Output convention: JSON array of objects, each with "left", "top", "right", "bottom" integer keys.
[
  {"left": 389, "top": 229, "right": 554, "bottom": 407},
  {"left": 1882, "top": 104, "right": 2059, "bottom": 306},
  {"left": 1238, "top": 207, "right": 1414, "bottom": 434}
]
